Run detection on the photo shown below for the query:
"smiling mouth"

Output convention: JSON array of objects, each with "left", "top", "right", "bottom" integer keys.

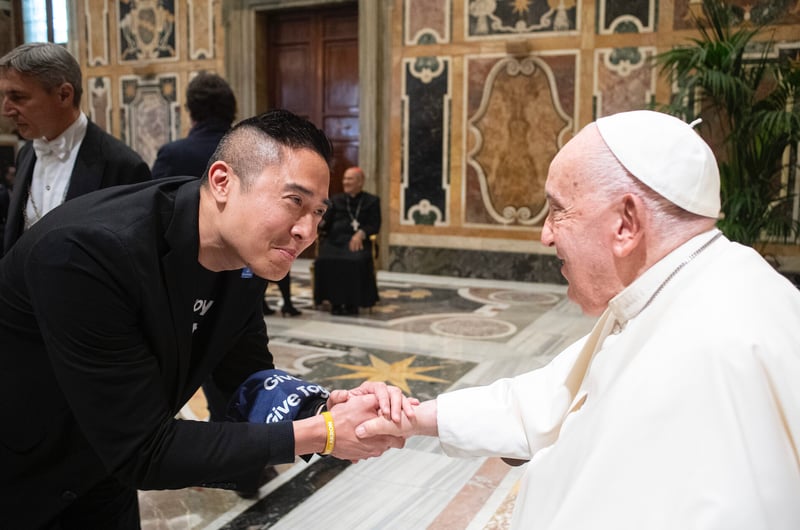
[{"left": 277, "top": 248, "right": 297, "bottom": 259}]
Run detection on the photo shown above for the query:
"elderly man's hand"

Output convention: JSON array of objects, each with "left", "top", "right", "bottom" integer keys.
[
  {"left": 327, "top": 381, "right": 419, "bottom": 423},
  {"left": 355, "top": 400, "right": 439, "bottom": 440}
]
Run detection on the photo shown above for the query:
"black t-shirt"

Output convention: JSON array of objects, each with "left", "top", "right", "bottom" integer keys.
[{"left": 192, "top": 263, "right": 221, "bottom": 338}]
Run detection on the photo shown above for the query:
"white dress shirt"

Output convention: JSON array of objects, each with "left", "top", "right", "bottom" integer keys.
[{"left": 25, "top": 112, "right": 88, "bottom": 229}]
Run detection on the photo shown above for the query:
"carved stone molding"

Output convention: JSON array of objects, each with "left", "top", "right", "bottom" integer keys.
[
  {"left": 188, "top": 0, "right": 215, "bottom": 59},
  {"left": 85, "top": 0, "right": 109, "bottom": 66},
  {"left": 465, "top": 54, "right": 574, "bottom": 227}
]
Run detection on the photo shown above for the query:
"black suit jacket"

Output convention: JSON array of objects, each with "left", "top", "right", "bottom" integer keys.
[
  {"left": 151, "top": 120, "right": 229, "bottom": 179},
  {"left": 0, "top": 183, "right": 9, "bottom": 250},
  {"left": 0, "top": 178, "right": 293, "bottom": 526},
  {"left": 2, "top": 120, "right": 152, "bottom": 255}
]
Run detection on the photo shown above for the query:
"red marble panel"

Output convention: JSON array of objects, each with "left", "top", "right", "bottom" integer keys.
[
  {"left": 464, "top": 53, "right": 577, "bottom": 227},
  {"left": 405, "top": 0, "right": 449, "bottom": 44},
  {"left": 594, "top": 47, "right": 656, "bottom": 117}
]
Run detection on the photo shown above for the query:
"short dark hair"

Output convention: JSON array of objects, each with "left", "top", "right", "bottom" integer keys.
[
  {"left": 0, "top": 42, "right": 83, "bottom": 106},
  {"left": 203, "top": 109, "right": 332, "bottom": 189},
  {"left": 186, "top": 72, "right": 236, "bottom": 125}
]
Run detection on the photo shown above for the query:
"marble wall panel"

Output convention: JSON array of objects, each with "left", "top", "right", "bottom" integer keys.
[
  {"left": 188, "top": 0, "right": 215, "bottom": 59},
  {"left": 405, "top": 0, "right": 450, "bottom": 45},
  {"left": 389, "top": 245, "right": 565, "bottom": 284},
  {"left": 120, "top": 74, "right": 179, "bottom": 167},
  {"left": 465, "top": 0, "right": 579, "bottom": 39},
  {"left": 118, "top": 0, "right": 177, "bottom": 62},
  {"left": 597, "top": 0, "right": 655, "bottom": 34},
  {"left": 674, "top": 0, "right": 800, "bottom": 29},
  {"left": 593, "top": 46, "right": 656, "bottom": 117},
  {"left": 0, "top": 1, "right": 15, "bottom": 53},
  {"left": 777, "top": 42, "right": 800, "bottom": 223},
  {"left": 85, "top": 0, "right": 110, "bottom": 66},
  {"left": 464, "top": 53, "right": 576, "bottom": 228},
  {"left": 777, "top": 42, "right": 800, "bottom": 61},
  {"left": 401, "top": 56, "right": 451, "bottom": 226},
  {"left": 88, "top": 76, "right": 113, "bottom": 133}
]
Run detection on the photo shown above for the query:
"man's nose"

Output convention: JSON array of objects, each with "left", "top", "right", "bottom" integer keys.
[
  {"left": 3, "top": 96, "right": 17, "bottom": 116},
  {"left": 540, "top": 217, "right": 555, "bottom": 246},
  {"left": 291, "top": 213, "right": 316, "bottom": 242}
]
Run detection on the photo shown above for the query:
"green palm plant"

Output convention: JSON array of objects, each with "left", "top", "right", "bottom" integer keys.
[{"left": 653, "top": 0, "right": 800, "bottom": 249}]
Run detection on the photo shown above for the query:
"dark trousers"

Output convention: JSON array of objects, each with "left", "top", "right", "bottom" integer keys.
[{"left": 263, "top": 273, "right": 294, "bottom": 309}]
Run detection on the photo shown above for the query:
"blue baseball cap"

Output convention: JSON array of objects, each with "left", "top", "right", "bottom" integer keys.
[{"left": 226, "top": 369, "right": 330, "bottom": 423}]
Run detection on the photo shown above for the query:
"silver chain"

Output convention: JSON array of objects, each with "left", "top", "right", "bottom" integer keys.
[
  {"left": 346, "top": 194, "right": 363, "bottom": 232},
  {"left": 635, "top": 230, "right": 724, "bottom": 319},
  {"left": 23, "top": 179, "right": 70, "bottom": 229},
  {"left": 23, "top": 185, "right": 44, "bottom": 229}
]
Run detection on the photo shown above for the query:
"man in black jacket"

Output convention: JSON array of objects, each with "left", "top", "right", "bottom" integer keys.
[
  {"left": 0, "top": 42, "right": 151, "bottom": 256},
  {"left": 150, "top": 71, "right": 236, "bottom": 180},
  {"left": 0, "top": 163, "right": 12, "bottom": 249},
  {"left": 150, "top": 71, "right": 241, "bottom": 422},
  {"left": 0, "top": 109, "right": 408, "bottom": 528}
]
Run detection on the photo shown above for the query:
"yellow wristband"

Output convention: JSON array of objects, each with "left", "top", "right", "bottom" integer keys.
[{"left": 321, "top": 411, "right": 335, "bottom": 455}]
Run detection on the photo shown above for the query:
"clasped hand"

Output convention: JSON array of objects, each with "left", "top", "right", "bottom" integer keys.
[{"left": 324, "top": 381, "right": 418, "bottom": 462}]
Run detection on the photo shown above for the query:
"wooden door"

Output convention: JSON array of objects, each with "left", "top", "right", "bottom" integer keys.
[{"left": 266, "top": 4, "right": 359, "bottom": 199}]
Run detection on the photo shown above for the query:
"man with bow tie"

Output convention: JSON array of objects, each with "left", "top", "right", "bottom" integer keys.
[{"left": 0, "top": 42, "right": 150, "bottom": 256}]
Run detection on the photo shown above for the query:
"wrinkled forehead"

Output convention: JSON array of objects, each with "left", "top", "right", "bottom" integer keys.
[
  {"left": 547, "top": 128, "right": 590, "bottom": 181},
  {"left": 0, "top": 68, "right": 48, "bottom": 91},
  {"left": 546, "top": 127, "right": 602, "bottom": 204}
]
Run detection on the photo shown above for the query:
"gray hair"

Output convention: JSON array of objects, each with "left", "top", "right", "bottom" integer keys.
[{"left": 0, "top": 42, "right": 83, "bottom": 106}]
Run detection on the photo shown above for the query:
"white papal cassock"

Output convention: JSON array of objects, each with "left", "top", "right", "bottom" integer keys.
[{"left": 437, "top": 230, "right": 800, "bottom": 529}]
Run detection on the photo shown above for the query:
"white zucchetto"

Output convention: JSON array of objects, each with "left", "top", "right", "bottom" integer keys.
[{"left": 595, "top": 110, "right": 721, "bottom": 218}]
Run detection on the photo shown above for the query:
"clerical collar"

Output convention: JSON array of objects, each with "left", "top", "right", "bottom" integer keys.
[{"left": 607, "top": 229, "right": 724, "bottom": 332}]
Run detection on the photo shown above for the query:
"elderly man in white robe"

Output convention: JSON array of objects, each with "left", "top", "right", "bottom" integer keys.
[{"left": 356, "top": 110, "right": 800, "bottom": 529}]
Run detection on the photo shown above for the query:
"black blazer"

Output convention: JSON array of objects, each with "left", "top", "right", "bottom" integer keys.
[
  {"left": 2, "top": 120, "right": 152, "bottom": 255},
  {"left": 0, "top": 178, "right": 293, "bottom": 526},
  {"left": 151, "top": 120, "right": 229, "bottom": 179},
  {"left": 0, "top": 182, "right": 9, "bottom": 250}
]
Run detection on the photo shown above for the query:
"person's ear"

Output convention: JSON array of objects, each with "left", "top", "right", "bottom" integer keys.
[
  {"left": 56, "top": 83, "right": 74, "bottom": 107},
  {"left": 612, "top": 193, "right": 644, "bottom": 258},
  {"left": 206, "top": 161, "right": 234, "bottom": 203}
]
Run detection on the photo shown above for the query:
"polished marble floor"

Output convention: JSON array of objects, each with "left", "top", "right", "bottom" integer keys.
[{"left": 139, "top": 260, "right": 595, "bottom": 529}]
